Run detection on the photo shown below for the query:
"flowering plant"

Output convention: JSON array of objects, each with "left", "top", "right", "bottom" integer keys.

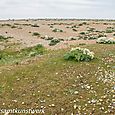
[
  {"left": 96, "top": 37, "right": 115, "bottom": 44},
  {"left": 64, "top": 47, "right": 94, "bottom": 62}
]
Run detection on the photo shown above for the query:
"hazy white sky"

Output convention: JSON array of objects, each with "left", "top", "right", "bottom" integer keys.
[{"left": 0, "top": 0, "right": 115, "bottom": 19}]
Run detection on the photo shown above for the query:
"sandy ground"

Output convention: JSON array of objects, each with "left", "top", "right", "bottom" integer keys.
[{"left": 0, "top": 19, "right": 114, "bottom": 50}]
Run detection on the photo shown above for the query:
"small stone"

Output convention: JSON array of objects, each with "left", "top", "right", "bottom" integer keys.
[
  {"left": 99, "top": 99, "right": 103, "bottom": 102},
  {"left": 112, "top": 99, "right": 115, "bottom": 102},
  {"left": 4, "top": 112, "right": 9, "bottom": 115},
  {"left": 74, "top": 104, "right": 77, "bottom": 109},
  {"left": 47, "top": 94, "right": 50, "bottom": 97},
  {"left": 22, "top": 102, "right": 25, "bottom": 105},
  {"left": 61, "top": 108, "right": 64, "bottom": 112},
  {"left": 41, "top": 106, "right": 44, "bottom": 108},
  {"left": 17, "top": 78, "right": 20, "bottom": 81},
  {"left": 56, "top": 72, "right": 58, "bottom": 75},
  {"left": 100, "top": 107, "right": 104, "bottom": 110},
  {"left": 87, "top": 86, "right": 90, "bottom": 89},
  {"left": 33, "top": 93, "right": 35, "bottom": 96},
  {"left": 51, "top": 104, "right": 55, "bottom": 107},
  {"left": 12, "top": 100, "right": 17, "bottom": 103},
  {"left": 73, "top": 100, "right": 76, "bottom": 103},
  {"left": 91, "top": 99, "right": 97, "bottom": 104},
  {"left": 74, "top": 91, "right": 79, "bottom": 94}
]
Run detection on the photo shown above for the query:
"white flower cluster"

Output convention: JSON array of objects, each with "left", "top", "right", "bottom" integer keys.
[
  {"left": 71, "top": 47, "right": 94, "bottom": 59},
  {"left": 96, "top": 37, "right": 115, "bottom": 44}
]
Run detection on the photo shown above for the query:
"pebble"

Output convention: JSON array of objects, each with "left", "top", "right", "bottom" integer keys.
[
  {"left": 12, "top": 100, "right": 17, "bottom": 103},
  {"left": 61, "top": 108, "right": 64, "bottom": 112},
  {"left": 74, "top": 104, "right": 77, "bottom": 109},
  {"left": 74, "top": 91, "right": 79, "bottom": 94},
  {"left": 22, "top": 102, "right": 25, "bottom": 105},
  {"left": 49, "top": 104, "right": 55, "bottom": 107}
]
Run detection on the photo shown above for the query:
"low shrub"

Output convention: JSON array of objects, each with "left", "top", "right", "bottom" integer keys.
[
  {"left": 72, "top": 28, "right": 77, "bottom": 32},
  {"left": 67, "top": 37, "right": 79, "bottom": 41},
  {"left": 88, "top": 36, "right": 97, "bottom": 40},
  {"left": 11, "top": 26, "right": 17, "bottom": 28},
  {"left": 44, "top": 35, "right": 54, "bottom": 40},
  {"left": 0, "top": 35, "right": 9, "bottom": 41},
  {"left": 49, "top": 39, "right": 60, "bottom": 46},
  {"left": 98, "top": 34, "right": 106, "bottom": 38},
  {"left": 80, "top": 32, "right": 85, "bottom": 35},
  {"left": 32, "top": 32, "right": 40, "bottom": 37},
  {"left": 21, "top": 44, "right": 44, "bottom": 57},
  {"left": 52, "top": 28, "right": 63, "bottom": 32},
  {"left": 106, "top": 29, "right": 113, "bottom": 33},
  {"left": 1, "top": 24, "right": 11, "bottom": 27},
  {"left": 78, "top": 24, "right": 83, "bottom": 26},
  {"left": 96, "top": 37, "right": 115, "bottom": 44},
  {"left": 79, "top": 43, "right": 86, "bottom": 45},
  {"left": 87, "top": 28, "right": 95, "bottom": 32},
  {"left": 31, "top": 24, "right": 39, "bottom": 27},
  {"left": 64, "top": 47, "right": 94, "bottom": 62}
]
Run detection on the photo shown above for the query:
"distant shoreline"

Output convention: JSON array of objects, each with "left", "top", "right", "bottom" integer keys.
[{"left": 0, "top": 18, "right": 115, "bottom": 21}]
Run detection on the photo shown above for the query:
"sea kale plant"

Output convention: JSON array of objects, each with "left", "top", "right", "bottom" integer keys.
[
  {"left": 96, "top": 37, "right": 115, "bottom": 44},
  {"left": 64, "top": 47, "right": 94, "bottom": 62}
]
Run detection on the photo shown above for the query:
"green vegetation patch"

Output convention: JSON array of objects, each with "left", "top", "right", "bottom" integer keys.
[
  {"left": 0, "top": 35, "right": 12, "bottom": 41},
  {"left": 49, "top": 39, "right": 60, "bottom": 46},
  {"left": 64, "top": 47, "right": 94, "bottom": 62},
  {"left": 0, "top": 44, "right": 45, "bottom": 65},
  {"left": 32, "top": 32, "right": 41, "bottom": 37}
]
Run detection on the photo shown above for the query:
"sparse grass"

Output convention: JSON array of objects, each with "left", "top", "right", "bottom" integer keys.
[
  {"left": 0, "top": 44, "right": 45, "bottom": 65},
  {"left": 0, "top": 44, "right": 115, "bottom": 114}
]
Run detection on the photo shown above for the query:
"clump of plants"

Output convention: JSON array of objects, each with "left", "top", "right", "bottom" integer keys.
[
  {"left": 31, "top": 24, "right": 39, "bottom": 27},
  {"left": 88, "top": 36, "right": 97, "bottom": 40},
  {"left": 106, "top": 29, "right": 113, "bottom": 33},
  {"left": 0, "top": 35, "right": 12, "bottom": 41},
  {"left": 64, "top": 47, "right": 94, "bottom": 62},
  {"left": 87, "top": 28, "right": 95, "bottom": 32},
  {"left": 32, "top": 32, "right": 41, "bottom": 37},
  {"left": 67, "top": 37, "right": 79, "bottom": 41},
  {"left": 78, "top": 23, "right": 83, "bottom": 26},
  {"left": 1, "top": 24, "right": 11, "bottom": 27},
  {"left": 0, "top": 44, "right": 45, "bottom": 64},
  {"left": 43, "top": 35, "right": 54, "bottom": 40},
  {"left": 26, "top": 44, "right": 44, "bottom": 57},
  {"left": 98, "top": 34, "right": 106, "bottom": 38},
  {"left": 52, "top": 28, "right": 63, "bottom": 32},
  {"left": 49, "top": 39, "right": 60, "bottom": 46},
  {"left": 11, "top": 25, "right": 17, "bottom": 28},
  {"left": 80, "top": 32, "right": 85, "bottom": 35},
  {"left": 72, "top": 28, "right": 77, "bottom": 32},
  {"left": 96, "top": 37, "right": 115, "bottom": 44},
  {"left": 105, "top": 27, "right": 114, "bottom": 33}
]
